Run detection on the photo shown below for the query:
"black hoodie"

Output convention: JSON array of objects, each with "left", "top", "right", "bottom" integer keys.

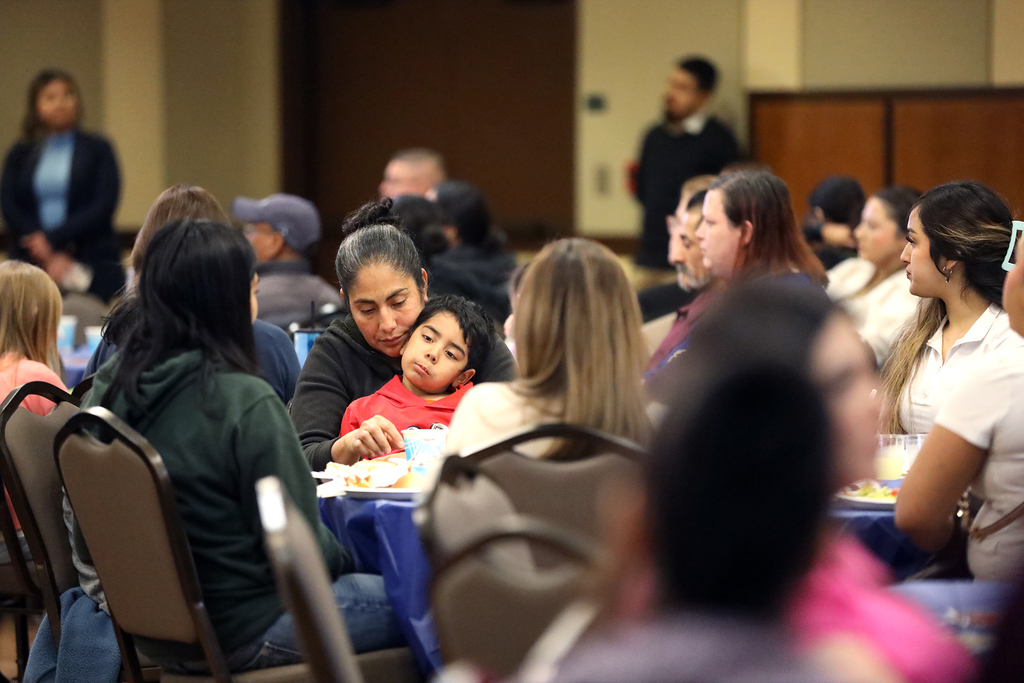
[{"left": 291, "top": 315, "right": 517, "bottom": 470}]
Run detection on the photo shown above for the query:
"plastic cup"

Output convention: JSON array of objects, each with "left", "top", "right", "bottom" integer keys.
[
  {"left": 58, "top": 315, "right": 78, "bottom": 355},
  {"left": 85, "top": 326, "right": 103, "bottom": 355},
  {"left": 903, "top": 434, "right": 926, "bottom": 473},
  {"left": 876, "top": 434, "right": 906, "bottom": 480},
  {"left": 402, "top": 425, "right": 448, "bottom": 462}
]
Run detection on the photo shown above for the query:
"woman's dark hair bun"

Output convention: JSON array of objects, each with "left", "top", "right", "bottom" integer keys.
[{"left": 341, "top": 197, "right": 401, "bottom": 237}]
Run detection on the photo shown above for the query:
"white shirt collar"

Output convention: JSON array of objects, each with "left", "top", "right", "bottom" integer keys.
[
  {"left": 926, "top": 303, "right": 1003, "bottom": 353},
  {"left": 667, "top": 111, "right": 708, "bottom": 135}
]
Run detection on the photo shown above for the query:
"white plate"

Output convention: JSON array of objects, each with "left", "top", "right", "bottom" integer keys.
[
  {"left": 341, "top": 487, "right": 422, "bottom": 501},
  {"left": 834, "top": 492, "right": 896, "bottom": 509}
]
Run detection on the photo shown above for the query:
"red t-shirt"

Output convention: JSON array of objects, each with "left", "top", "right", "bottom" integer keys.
[{"left": 340, "top": 376, "right": 472, "bottom": 444}]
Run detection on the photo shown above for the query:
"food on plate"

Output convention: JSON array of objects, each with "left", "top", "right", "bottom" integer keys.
[
  {"left": 393, "top": 472, "right": 424, "bottom": 489},
  {"left": 841, "top": 479, "right": 899, "bottom": 501},
  {"left": 321, "top": 458, "right": 423, "bottom": 491}
]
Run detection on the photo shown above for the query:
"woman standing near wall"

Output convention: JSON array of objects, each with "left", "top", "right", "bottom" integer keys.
[{"left": 0, "top": 69, "right": 124, "bottom": 303}]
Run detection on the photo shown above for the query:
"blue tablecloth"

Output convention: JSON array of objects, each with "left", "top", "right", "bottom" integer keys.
[
  {"left": 319, "top": 496, "right": 441, "bottom": 675},
  {"left": 61, "top": 347, "right": 92, "bottom": 389},
  {"left": 833, "top": 505, "right": 932, "bottom": 580},
  {"left": 893, "top": 580, "right": 1016, "bottom": 654}
]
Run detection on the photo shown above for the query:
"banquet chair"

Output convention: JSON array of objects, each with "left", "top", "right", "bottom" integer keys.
[
  {"left": 256, "top": 477, "right": 421, "bottom": 683},
  {"left": 427, "top": 513, "right": 598, "bottom": 678},
  {"left": 453, "top": 423, "right": 643, "bottom": 548},
  {"left": 0, "top": 381, "right": 81, "bottom": 678},
  {"left": 54, "top": 406, "right": 310, "bottom": 683}
]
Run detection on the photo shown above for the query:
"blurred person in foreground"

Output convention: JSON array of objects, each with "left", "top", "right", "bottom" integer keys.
[
  {"left": 633, "top": 56, "right": 739, "bottom": 289},
  {"left": 379, "top": 148, "right": 447, "bottom": 198},
  {"left": 232, "top": 193, "right": 343, "bottom": 329},
  {"left": 525, "top": 284, "right": 974, "bottom": 683}
]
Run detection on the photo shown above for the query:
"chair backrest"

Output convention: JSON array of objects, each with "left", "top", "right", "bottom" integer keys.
[
  {"left": 429, "top": 514, "right": 597, "bottom": 678},
  {"left": 54, "top": 406, "right": 231, "bottom": 681},
  {"left": 416, "top": 457, "right": 534, "bottom": 570},
  {"left": 457, "top": 424, "right": 642, "bottom": 544},
  {"left": 0, "top": 381, "right": 80, "bottom": 639},
  {"left": 258, "top": 477, "right": 364, "bottom": 683}
]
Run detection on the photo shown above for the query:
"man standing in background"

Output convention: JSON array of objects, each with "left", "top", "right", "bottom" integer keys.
[{"left": 633, "top": 56, "right": 738, "bottom": 288}]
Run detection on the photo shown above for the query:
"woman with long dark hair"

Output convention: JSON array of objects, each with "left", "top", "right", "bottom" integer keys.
[
  {"left": 880, "top": 181, "right": 1024, "bottom": 435},
  {"left": 79, "top": 219, "right": 402, "bottom": 672}
]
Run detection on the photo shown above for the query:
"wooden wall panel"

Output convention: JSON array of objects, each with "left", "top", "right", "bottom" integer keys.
[
  {"left": 893, "top": 97, "right": 1024, "bottom": 215},
  {"left": 309, "top": 0, "right": 575, "bottom": 237},
  {"left": 751, "top": 98, "right": 886, "bottom": 219}
]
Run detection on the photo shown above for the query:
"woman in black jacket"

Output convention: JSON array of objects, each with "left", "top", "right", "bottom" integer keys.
[
  {"left": 289, "top": 198, "right": 517, "bottom": 470},
  {"left": 1, "top": 69, "right": 124, "bottom": 302}
]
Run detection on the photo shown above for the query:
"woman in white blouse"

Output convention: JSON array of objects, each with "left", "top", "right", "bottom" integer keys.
[
  {"left": 896, "top": 222, "right": 1024, "bottom": 581},
  {"left": 826, "top": 187, "right": 920, "bottom": 365},
  {"left": 880, "top": 181, "right": 1024, "bottom": 436}
]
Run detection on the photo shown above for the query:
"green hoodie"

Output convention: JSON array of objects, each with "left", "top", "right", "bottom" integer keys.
[{"left": 83, "top": 350, "right": 351, "bottom": 660}]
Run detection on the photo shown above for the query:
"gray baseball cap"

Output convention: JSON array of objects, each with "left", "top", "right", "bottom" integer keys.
[{"left": 232, "top": 193, "right": 321, "bottom": 252}]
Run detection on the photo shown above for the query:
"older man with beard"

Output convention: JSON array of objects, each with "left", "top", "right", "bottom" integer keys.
[{"left": 644, "top": 188, "right": 721, "bottom": 377}]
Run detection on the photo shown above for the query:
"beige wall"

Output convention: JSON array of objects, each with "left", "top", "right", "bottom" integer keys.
[
  {"left": 0, "top": 0, "right": 105, "bottom": 176},
  {"left": 802, "top": 0, "right": 990, "bottom": 88},
  {"left": 575, "top": 0, "right": 744, "bottom": 237},
  {"left": 993, "top": 0, "right": 1024, "bottom": 84},
  {"left": 102, "top": 0, "right": 167, "bottom": 226},
  {"left": 163, "top": 0, "right": 280, "bottom": 210}
]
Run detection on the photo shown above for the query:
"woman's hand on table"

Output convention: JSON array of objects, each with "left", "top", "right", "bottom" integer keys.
[{"left": 331, "top": 415, "right": 405, "bottom": 465}]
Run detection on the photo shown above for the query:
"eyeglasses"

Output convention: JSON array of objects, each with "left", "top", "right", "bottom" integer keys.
[{"left": 1002, "top": 221, "right": 1024, "bottom": 272}]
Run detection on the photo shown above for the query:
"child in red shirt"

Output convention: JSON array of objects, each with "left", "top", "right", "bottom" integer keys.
[{"left": 340, "top": 295, "right": 494, "bottom": 452}]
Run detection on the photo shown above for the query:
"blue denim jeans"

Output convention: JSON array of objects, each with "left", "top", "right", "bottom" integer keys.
[{"left": 165, "top": 573, "right": 404, "bottom": 673}]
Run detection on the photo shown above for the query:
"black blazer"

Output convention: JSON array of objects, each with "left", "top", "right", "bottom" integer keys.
[{"left": 0, "top": 131, "right": 125, "bottom": 301}]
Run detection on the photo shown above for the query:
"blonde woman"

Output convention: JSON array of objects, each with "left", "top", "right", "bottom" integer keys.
[
  {"left": 881, "top": 181, "right": 1024, "bottom": 435},
  {"left": 826, "top": 186, "right": 921, "bottom": 365},
  {"left": 0, "top": 260, "right": 67, "bottom": 415},
  {"left": 446, "top": 238, "right": 650, "bottom": 456}
]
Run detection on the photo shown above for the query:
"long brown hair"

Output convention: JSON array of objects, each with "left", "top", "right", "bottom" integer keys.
[
  {"left": 132, "top": 185, "right": 230, "bottom": 278},
  {"left": 22, "top": 69, "right": 82, "bottom": 142},
  {"left": 880, "top": 181, "right": 1013, "bottom": 433},
  {"left": 0, "top": 261, "right": 63, "bottom": 373},
  {"left": 709, "top": 171, "right": 827, "bottom": 285},
  {"left": 513, "top": 239, "right": 650, "bottom": 453}
]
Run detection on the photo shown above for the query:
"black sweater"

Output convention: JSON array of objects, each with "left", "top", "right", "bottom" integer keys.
[
  {"left": 291, "top": 316, "right": 518, "bottom": 470},
  {"left": 634, "top": 118, "right": 739, "bottom": 268}
]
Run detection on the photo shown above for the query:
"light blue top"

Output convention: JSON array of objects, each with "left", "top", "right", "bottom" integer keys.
[{"left": 33, "top": 131, "right": 75, "bottom": 231}]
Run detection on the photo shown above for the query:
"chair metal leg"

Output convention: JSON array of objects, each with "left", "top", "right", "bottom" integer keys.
[{"left": 14, "top": 613, "right": 28, "bottom": 683}]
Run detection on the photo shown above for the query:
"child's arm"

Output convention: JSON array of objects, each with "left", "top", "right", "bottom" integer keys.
[{"left": 339, "top": 401, "right": 362, "bottom": 436}]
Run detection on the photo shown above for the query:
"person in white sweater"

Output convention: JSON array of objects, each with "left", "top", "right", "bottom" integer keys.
[
  {"left": 446, "top": 238, "right": 650, "bottom": 457},
  {"left": 826, "top": 186, "right": 920, "bottom": 365}
]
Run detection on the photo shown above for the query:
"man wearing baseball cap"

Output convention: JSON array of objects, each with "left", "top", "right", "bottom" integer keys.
[{"left": 232, "top": 193, "right": 343, "bottom": 329}]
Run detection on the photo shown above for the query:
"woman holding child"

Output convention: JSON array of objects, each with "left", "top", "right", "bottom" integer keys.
[{"left": 290, "top": 199, "right": 516, "bottom": 469}]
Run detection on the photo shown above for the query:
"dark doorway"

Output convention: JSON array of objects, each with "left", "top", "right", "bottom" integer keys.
[{"left": 281, "top": 0, "right": 576, "bottom": 280}]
